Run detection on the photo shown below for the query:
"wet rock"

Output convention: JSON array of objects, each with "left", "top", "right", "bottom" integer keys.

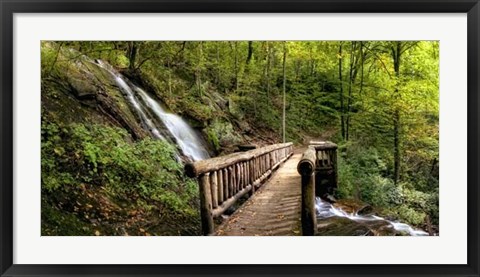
[
  {"left": 316, "top": 217, "right": 373, "bottom": 236},
  {"left": 334, "top": 199, "right": 367, "bottom": 214},
  {"left": 363, "top": 220, "right": 396, "bottom": 236},
  {"left": 357, "top": 204, "right": 374, "bottom": 216},
  {"left": 69, "top": 78, "right": 98, "bottom": 99},
  {"left": 322, "top": 194, "right": 337, "bottom": 203}
]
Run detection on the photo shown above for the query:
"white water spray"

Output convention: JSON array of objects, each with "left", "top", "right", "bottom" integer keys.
[
  {"left": 315, "top": 197, "right": 428, "bottom": 236},
  {"left": 136, "top": 87, "right": 209, "bottom": 161},
  {"left": 93, "top": 60, "right": 209, "bottom": 161}
]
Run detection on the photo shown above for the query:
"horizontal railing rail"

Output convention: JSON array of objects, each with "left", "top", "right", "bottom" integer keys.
[{"left": 186, "top": 142, "right": 294, "bottom": 235}]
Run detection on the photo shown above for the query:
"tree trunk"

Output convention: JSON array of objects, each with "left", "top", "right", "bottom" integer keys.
[
  {"left": 197, "top": 42, "right": 203, "bottom": 97},
  {"left": 346, "top": 42, "right": 354, "bottom": 141},
  {"left": 393, "top": 109, "right": 400, "bottom": 185},
  {"left": 346, "top": 42, "right": 361, "bottom": 141},
  {"left": 282, "top": 42, "right": 287, "bottom": 143},
  {"left": 234, "top": 42, "right": 239, "bottom": 91},
  {"left": 128, "top": 42, "right": 138, "bottom": 71},
  {"left": 358, "top": 42, "right": 365, "bottom": 97},
  {"left": 266, "top": 42, "right": 271, "bottom": 104},
  {"left": 215, "top": 42, "right": 220, "bottom": 86},
  {"left": 167, "top": 61, "right": 172, "bottom": 97},
  {"left": 246, "top": 41, "right": 253, "bottom": 65},
  {"left": 48, "top": 42, "right": 64, "bottom": 75},
  {"left": 392, "top": 41, "right": 402, "bottom": 185},
  {"left": 338, "top": 43, "right": 345, "bottom": 140}
]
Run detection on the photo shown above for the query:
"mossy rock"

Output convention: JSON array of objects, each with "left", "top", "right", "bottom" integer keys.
[{"left": 316, "top": 217, "right": 374, "bottom": 236}]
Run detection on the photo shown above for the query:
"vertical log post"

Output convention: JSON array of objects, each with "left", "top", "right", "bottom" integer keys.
[
  {"left": 249, "top": 159, "right": 255, "bottom": 196},
  {"left": 218, "top": 169, "right": 224, "bottom": 203},
  {"left": 332, "top": 149, "right": 338, "bottom": 189},
  {"left": 199, "top": 173, "right": 214, "bottom": 235},
  {"left": 297, "top": 147, "right": 317, "bottom": 236},
  {"left": 211, "top": 171, "right": 218, "bottom": 209},
  {"left": 229, "top": 166, "right": 234, "bottom": 197},
  {"left": 233, "top": 164, "right": 237, "bottom": 194},
  {"left": 184, "top": 142, "right": 295, "bottom": 235},
  {"left": 223, "top": 168, "right": 228, "bottom": 200}
]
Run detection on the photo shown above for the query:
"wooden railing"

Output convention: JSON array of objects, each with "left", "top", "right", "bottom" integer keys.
[
  {"left": 297, "top": 141, "right": 338, "bottom": 235},
  {"left": 185, "top": 142, "right": 294, "bottom": 235}
]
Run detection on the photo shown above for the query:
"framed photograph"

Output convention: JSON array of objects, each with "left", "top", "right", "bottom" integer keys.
[{"left": 1, "top": 0, "right": 479, "bottom": 276}]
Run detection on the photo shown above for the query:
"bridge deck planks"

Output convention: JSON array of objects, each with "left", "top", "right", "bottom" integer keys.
[{"left": 215, "top": 151, "right": 303, "bottom": 236}]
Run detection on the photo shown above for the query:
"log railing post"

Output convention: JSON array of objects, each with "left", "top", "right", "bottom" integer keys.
[
  {"left": 249, "top": 159, "right": 255, "bottom": 196},
  {"left": 218, "top": 169, "right": 224, "bottom": 203},
  {"left": 297, "top": 147, "right": 317, "bottom": 236},
  {"left": 211, "top": 171, "right": 218, "bottom": 209},
  {"left": 310, "top": 141, "right": 339, "bottom": 191},
  {"left": 228, "top": 166, "right": 234, "bottom": 197},
  {"left": 223, "top": 168, "right": 228, "bottom": 200},
  {"left": 199, "top": 172, "right": 214, "bottom": 235},
  {"left": 185, "top": 142, "right": 294, "bottom": 235}
]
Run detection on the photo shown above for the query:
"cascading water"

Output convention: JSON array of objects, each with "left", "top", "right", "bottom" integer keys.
[
  {"left": 135, "top": 87, "right": 209, "bottom": 161},
  {"left": 114, "top": 76, "right": 165, "bottom": 140},
  {"left": 315, "top": 197, "right": 429, "bottom": 236},
  {"left": 93, "top": 60, "right": 209, "bottom": 161},
  {"left": 95, "top": 60, "right": 164, "bottom": 139}
]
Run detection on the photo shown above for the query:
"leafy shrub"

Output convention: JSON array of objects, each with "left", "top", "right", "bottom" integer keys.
[
  {"left": 204, "top": 119, "right": 241, "bottom": 148},
  {"left": 392, "top": 205, "right": 426, "bottom": 226},
  {"left": 336, "top": 142, "right": 436, "bottom": 227},
  {"left": 41, "top": 122, "right": 199, "bottom": 215}
]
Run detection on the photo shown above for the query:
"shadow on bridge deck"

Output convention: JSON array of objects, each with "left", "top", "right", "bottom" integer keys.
[{"left": 215, "top": 150, "right": 304, "bottom": 236}]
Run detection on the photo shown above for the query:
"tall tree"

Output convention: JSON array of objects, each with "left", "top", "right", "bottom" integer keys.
[
  {"left": 282, "top": 42, "right": 288, "bottom": 143},
  {"left": 338, "top": 42, "right": 346, "bottom": 140},
  {"left": 128, "top": 41, "right": 138, "bottom": 71},
  {"left": 390, "top": 41, "right": 419, "bottom": 185},
  {"left": 246, "top": 41, "right": 253, "bottom": 65},
  {"left": 233, "top": 42, "right": 239, "bottom": 91},
  {"left": 196, "top": 42, "right": 204, "bottom": 96}
]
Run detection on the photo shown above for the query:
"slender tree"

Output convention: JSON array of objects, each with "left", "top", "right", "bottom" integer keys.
[
  {"left": 338, "top": 42, "right": 345, "bottom": 140},
  {"left": 282, "top": 42, "right": 287, "bottom": 143}
]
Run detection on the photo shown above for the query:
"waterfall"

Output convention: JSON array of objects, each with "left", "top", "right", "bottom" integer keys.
[
  {"left": 93, "top": 60, "right": 210, "bottom": 161},
  {"left": 135, "top": 87, "right": 210, "bottom": 161},
  {"left": 315, "top": 197, "right": 429, "bottom": 236},
  {"left": 113, "top": 76, "right": 165, "bottom": 140}
]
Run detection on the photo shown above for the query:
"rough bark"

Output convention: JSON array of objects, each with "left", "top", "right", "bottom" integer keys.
[
  {"left": 282, "top": 42, "right": 287, "bottom": 143},
  {"left": 338, "top": 43, "right": 345, "bottom": 140},
  {"left": 185, "top": 143, "right": 293, "bottom": 178},
  {"left": 298, "top": 147, "right": 317, "bottom": 235},
  {"left": 392, "top": 41, "right": 402, "bottom": 185}
]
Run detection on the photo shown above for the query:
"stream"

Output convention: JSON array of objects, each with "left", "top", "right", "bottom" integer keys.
[{"left": 315, "top": 197, "right": 429, "bottom": 236}]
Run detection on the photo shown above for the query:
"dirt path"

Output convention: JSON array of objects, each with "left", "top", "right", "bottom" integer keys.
[{"left": 215, "top": 149, "right": 304, "bottom": 236}]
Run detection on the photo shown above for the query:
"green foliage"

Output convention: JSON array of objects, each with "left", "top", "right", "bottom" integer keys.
[
  {"left": 385, "top": 206, "right": 426, "bottom": 226},
  {"left": 41, "top": 40, "right": 439, "bottom": 233},
  {"left": 204, "top": 119, "right": 242, "bottom": 150},
  {"left": 41, "top": 122, "right": 199, "bottom": 215},
  {"left": 337, "top": 146, "right": 391, "bottom": 206},
  {"left": 206, "top": 129, "right": 220, "bottom": 152},
  {"left": 337, "top": 142, "right": 438, "bottom": 227}
]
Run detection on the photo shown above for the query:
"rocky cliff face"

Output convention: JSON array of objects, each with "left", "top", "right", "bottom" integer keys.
[
  {"left": 41, "top": 44, "right": 207, "bottom": 235},
  {"left": 41, "top": 43, "right": 268, "bottom": 157},
  {"left": 40, "top": 43, "right": 266, "bottom": 236},
  {"left": 42, "top": 46, "right": 151, "bottom": 140}
]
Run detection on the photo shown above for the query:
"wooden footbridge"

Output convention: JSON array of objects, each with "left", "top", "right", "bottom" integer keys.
[{"left": 185, "top": 141, "right": 338, "bottom": 236}]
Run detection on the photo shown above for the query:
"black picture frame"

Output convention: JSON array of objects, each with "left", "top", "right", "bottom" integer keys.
[{"left": 1, "top": 0, "right": 479, "bottom": 276}]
